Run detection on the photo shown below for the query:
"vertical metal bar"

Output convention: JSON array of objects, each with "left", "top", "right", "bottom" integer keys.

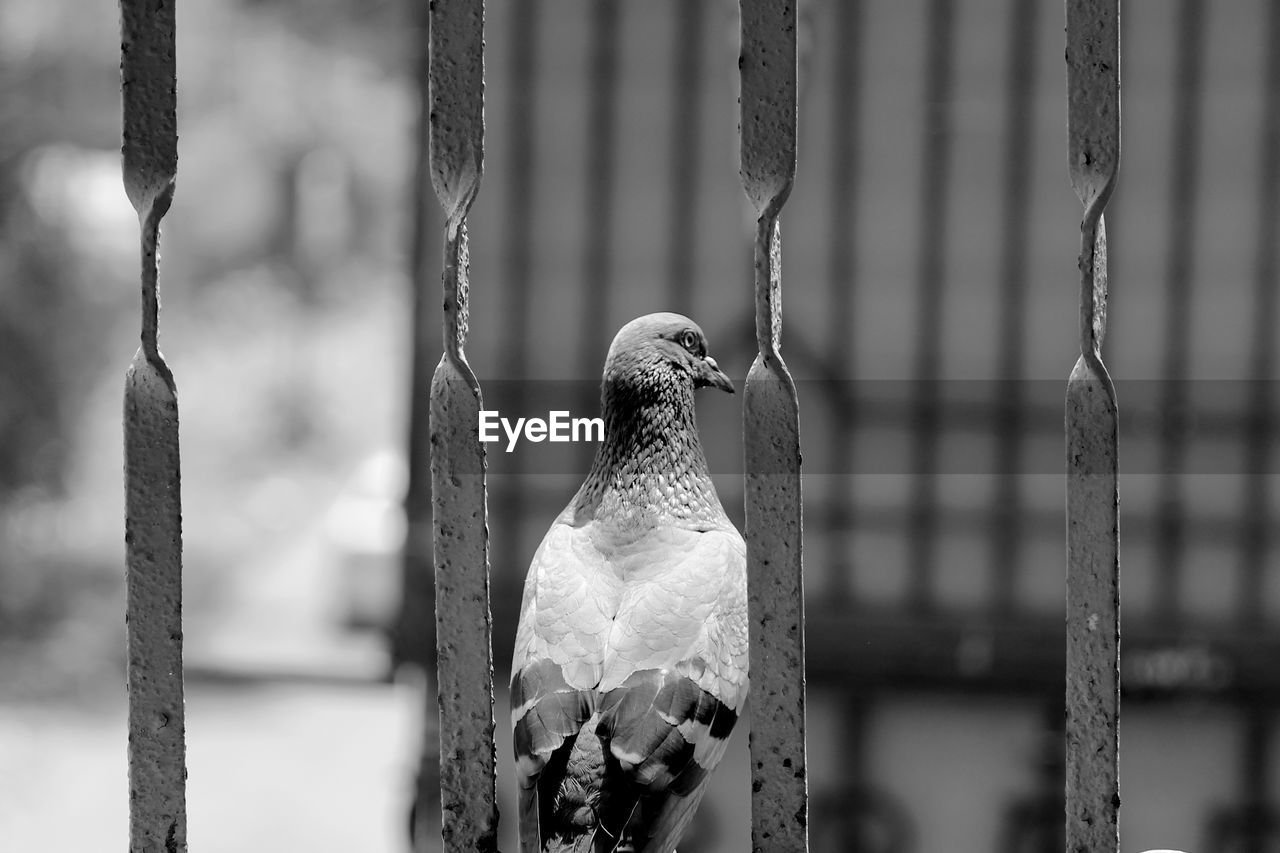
[
  {"left": 990, "top": 0, "right": 1040, "bottom": 613},
  {"left": 426, "top": 1, "right": 498, "bottom": 850},
  {"left": 1153, "top": 0, "right": 1206, "bottom": 620},
  {"left": 119, "top": 1, "right": 187, "bottom": 850},
  {"left": 667, "top": 0, "right": 708, "bottom": 315},
  {"left": 398, "top": 0, "right": 441, "bottom": 673},
  {"left": 1238, "top": 0, "right": 1280, "bottom": 626},
  {"left": 825, "top": 0, "right": 863, "bottom": 604},
  {"left": 401, "top": 0, "right": 444, "bottom": 844},
  {"left": 1064, "top": 1, "right": 1121, "bottom": 851},
  {"left": 579, "top": 0, "right": 620, "bottom": 367},
  {"left": 906, "top": 0, "right": 956, "bottom": 611},
  {"left": 739, "top": 2, "right": 807, "bottom": 850}
]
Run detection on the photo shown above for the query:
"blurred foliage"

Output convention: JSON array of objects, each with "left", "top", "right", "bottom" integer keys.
[
  {"left": 0, "top": 1, "right": 125, "bottom": 696},
  {"left": 0, "top": 187, "right": 82, "bottom": 498},
  {"left": 0, "top": 2, "right": 116, "bottom": 502}
]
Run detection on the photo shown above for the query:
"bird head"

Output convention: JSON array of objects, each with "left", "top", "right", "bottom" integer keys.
[{"left": 602, "top": 312, "right": 734, "bottom": 394}]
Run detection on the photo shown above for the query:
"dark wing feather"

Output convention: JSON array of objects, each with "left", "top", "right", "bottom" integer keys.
[
  {"left": 597, "top": 669, "right": 740, "bottom": 853},
  {"left": 512, "top": 660, "right": 596, "bottom": 851}
]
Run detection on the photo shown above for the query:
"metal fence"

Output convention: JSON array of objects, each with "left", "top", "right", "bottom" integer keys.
[{"left": 118, "top": 0, "right": 1280, "bottom": 851}]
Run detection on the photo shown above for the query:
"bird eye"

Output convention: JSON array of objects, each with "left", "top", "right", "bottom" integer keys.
[{"left": 679, "top": 330, "right": 700, "bottom": 353}]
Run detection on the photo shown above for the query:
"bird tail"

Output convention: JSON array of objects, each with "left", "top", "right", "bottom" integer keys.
[
  {"left": 540, "top": 714, "right": 645, "bottom": 853},
  {"left": 543, "top": 835, "right": 596, "bottom": 853},
  {"left": 543, "top": 716, "right": 612, "bottom": 852}
]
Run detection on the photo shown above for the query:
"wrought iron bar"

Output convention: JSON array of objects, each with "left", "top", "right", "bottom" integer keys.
[
  {"left": 739, "top": 1, "right": 807, "bottom": 850},
  {"left": 398, "top": 0, "right": 442, "bottom": 674},
  {"left": 402, "top": 0, "right": 445, "bottom": 845},
  {"left": 120, "top": 0, "right": 187, "bottom": 849},
  {"left": 426, "top": 1, "right": 498, "bottom": 850},
  {"left": 1064, "top": 1, "right": 1121, "bottom": 851}
]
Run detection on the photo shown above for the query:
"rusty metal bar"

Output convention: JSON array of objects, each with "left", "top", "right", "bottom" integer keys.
[
  {"left": 1153, "top": 0, "right": 1206, "bottom": 620},
  {"left": 1064, "top": 1, "right": 1121, "bottom": 851},
  {"left": 825, "top": 0, "right": 863, "bottom": 604},
  {"left": 1239, "top": 0, "right": 1280, "bottom": 626},
  {"left": 666, "top": 0, "right": 708, "bottom": 315},
  {"left": 397, "top": 0, "right": 441, "bottom": 673},
  {"left": 120, "top": 0, "right": 187, "bottom": 850},
  {"left": 425, "top": 1, "right": 498, "bottom": 850},
  {"left": 401, "top": 0, "right": 445, "bottom": 845},
  {"left": 739, "top": 1, "right": 807, "bottom": 850},
  {"left": 990, "top": 0, "right": 1040, "bottom": 613},
  {"left": 906, "top": 0, "right": 956, "bottom": 611}
]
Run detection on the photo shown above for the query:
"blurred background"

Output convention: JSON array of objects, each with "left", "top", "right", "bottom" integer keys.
[{"left": 2, "top": 0, "right": 1279, "bottom": 850}]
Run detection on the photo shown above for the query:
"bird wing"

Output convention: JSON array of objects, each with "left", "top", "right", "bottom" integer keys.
[
  {"left": 511, "top": 518, "right": 621, "bottom": 851},
  {"left": 595, "top": 526, "right": 749, "bottom": 853},
  {"left": 513, "top": 521, "right": 748, "bottom": 853}
]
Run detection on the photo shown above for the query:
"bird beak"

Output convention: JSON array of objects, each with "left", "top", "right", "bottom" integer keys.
[{"left": 696, "top": 356, "right": 735, "bottom": 394}]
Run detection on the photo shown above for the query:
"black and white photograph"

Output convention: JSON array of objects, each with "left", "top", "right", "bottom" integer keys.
[{"left": 0, "top": 1, "right": 1276, "bottom": 851}]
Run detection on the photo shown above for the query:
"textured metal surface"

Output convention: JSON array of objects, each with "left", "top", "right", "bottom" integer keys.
[
  {"left": 120, "top": 1, "right": 187, "bottom": 851},
  {"left": 738, "top": 0, "right": 797, "bottom": 218},
  {"left": 401, "top": 3, "right": 443, "bottom": 846},
  {"left": 1064, "top": 2, "right": 1120, "bottom": 852},
  {"left": 740, "top": 2, "right": 807, "bottom": 850},
  {"left": 397, "top": 0, "right": 440, "bottom": 674},
  {"left": 429, "top": 0, "right": 484, "bottom": 221},
  {"left": 1065, "top": 0, "right": 1120, "bottom": 215},
  {"left": 121, "top": 0, "right": 176, "bottom": 216},
  {"left": 428, "top": 1, "right": 498, "bottom": 850}
]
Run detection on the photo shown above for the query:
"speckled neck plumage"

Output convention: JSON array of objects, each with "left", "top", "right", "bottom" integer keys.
[{"left": 570, "top": 365, "right": 725, "bottom": 530}]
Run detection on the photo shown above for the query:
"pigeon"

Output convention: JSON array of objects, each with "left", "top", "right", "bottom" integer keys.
[{"left": 510, "top": 313, "right": 748, "bottom": 853}]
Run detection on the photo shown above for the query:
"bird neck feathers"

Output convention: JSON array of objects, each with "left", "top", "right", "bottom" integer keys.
[{"left": 569, "top": 371, "right": 724, "bottom": 530}]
